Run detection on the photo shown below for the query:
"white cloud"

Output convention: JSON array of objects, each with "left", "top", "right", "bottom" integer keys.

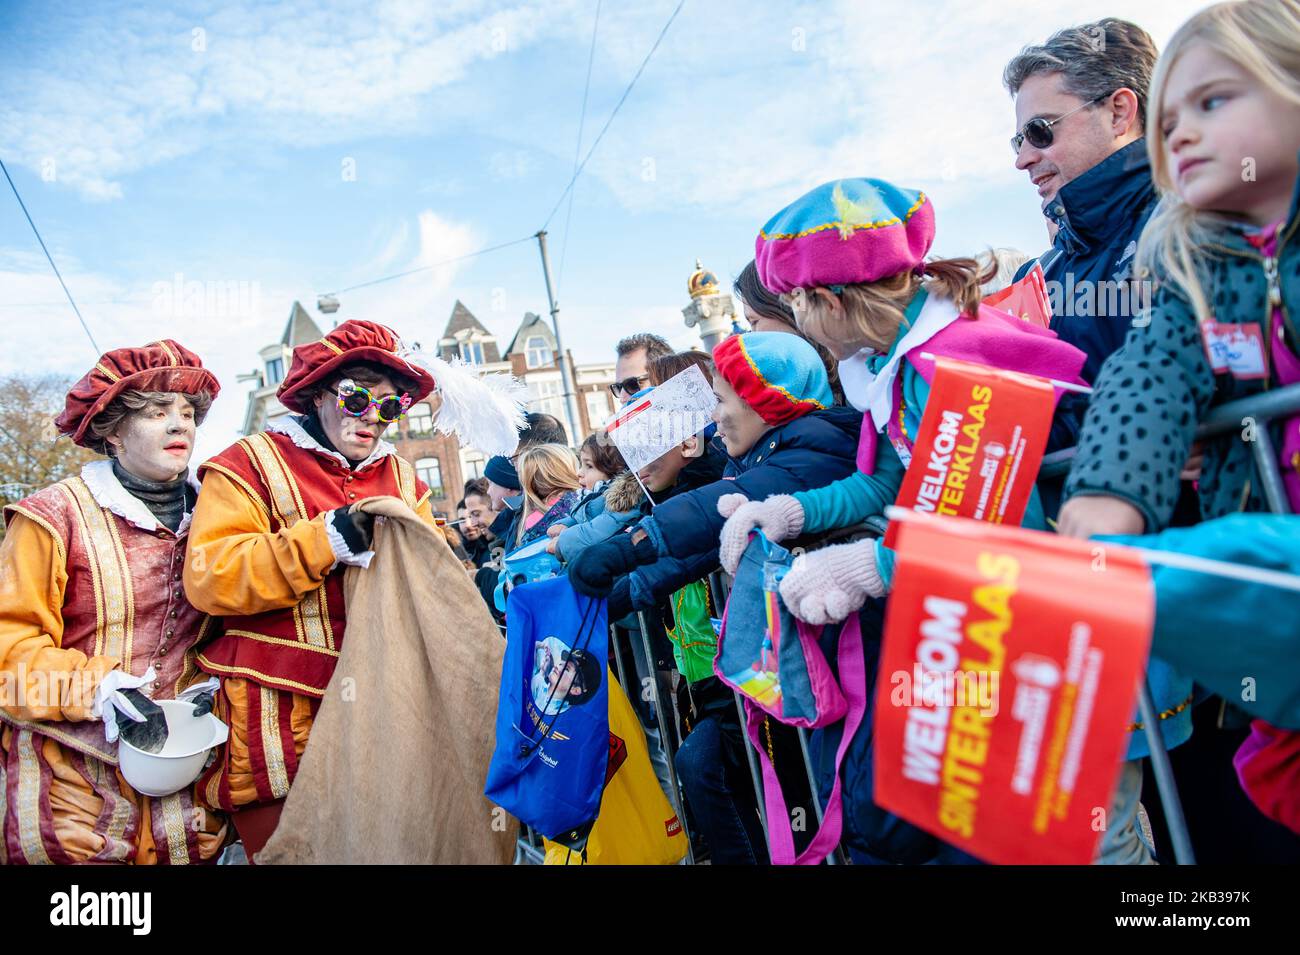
[{"left": 0, "top": 1, "right": 584, "bottom": 200}]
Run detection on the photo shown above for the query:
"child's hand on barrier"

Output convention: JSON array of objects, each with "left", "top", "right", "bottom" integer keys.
[
  {"left": 1055, "top": 494, "right": 1145, "bottom": 539},
  {"left": 778, "top": 539, "right": 883, "bottom": 625},
  {"left": 1180, "top": 440, "right": 1206, "bottom": 482},
  {"left": 717, "top": 494, "right": 805, "bottom": 574}
]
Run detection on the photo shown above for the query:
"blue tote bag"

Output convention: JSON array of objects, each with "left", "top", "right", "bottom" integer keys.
[{"left": 485, "top": 576, "right": 610, "bottom": 839}]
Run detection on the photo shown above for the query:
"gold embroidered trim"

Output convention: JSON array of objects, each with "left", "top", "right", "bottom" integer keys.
[
  {"left": 16, "top": 731, "right": 52, "bottom": 864},
  {"left": 259, "top": 686, "right": 291, "bottom": 799},
  {"left": 195, "top": 656, "right": 325, "bottom": 697},
  {"left": 65, "top": 478, "right": 132, "bottom": 663},
  {"left": 1127, "top": 691, "right": 1196, "bottom": 732},
  {"left": 4, "top": 505, "right": 67, "bottom": 564},
  {"left": 221, "top": 629, "right": 340, "bottom": 656},
  {"left": 198, "top": 462, "right": 270, "bottom": 519},
  {"left": 160, "top": 792, "right": 190, "bottom": 865}
]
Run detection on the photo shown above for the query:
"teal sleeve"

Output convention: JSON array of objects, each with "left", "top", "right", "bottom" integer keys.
[
  {"left": 794, "top": 447, "right": 906, "bottom": 535},
  {"left": 875, "top": 538, "right": 897, "bottom": 590}
]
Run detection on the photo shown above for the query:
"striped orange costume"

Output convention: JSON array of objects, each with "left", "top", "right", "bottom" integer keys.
[
  {"left": 185, "top": 420, "right": 435, "bottom": 812},
  {"left": 0, "top": 340, "right": 228, "bottom": 866},
  {"left": 0, "top": 469, "right": 228, "bottom": 865}
]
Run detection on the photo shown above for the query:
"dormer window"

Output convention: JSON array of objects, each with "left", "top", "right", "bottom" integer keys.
[
  {"left": 459, "top": 341, "right": 485, "bottom": 365},
  {"left": 526, "top": 336, "right": 552, "bottom": 369},
  {"left": 265, "top": 357, "right": 284, "bottom": 385}
]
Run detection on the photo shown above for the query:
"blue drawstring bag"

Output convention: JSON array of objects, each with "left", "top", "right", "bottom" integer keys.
[{"left": 485, "top": 576, "right": 610, "bottom": 839}]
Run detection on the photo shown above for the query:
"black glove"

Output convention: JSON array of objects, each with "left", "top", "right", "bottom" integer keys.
[
  {"left": 567, "top": 530, "right": 658, "bottom": 598},
  {"left": 115, "top": 689, "right": 169, "bottom": 754},
  {"left": 331, "top": 506, "right": 375, "bottom": 555},
  {"left": 190, "top": 689, "right": 217, "bottom": 718},
  {"left": 606, "top": 576, "right": 634, "bottom": 621}
]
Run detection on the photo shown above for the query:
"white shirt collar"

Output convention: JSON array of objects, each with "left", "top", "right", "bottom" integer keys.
[
  {"left": 267, "top": 416, "right": 398, "bottom": 472},
  {"left": 836, "top": 293, "right": 962, "bottom": 432},
  {"left": 79, "top": 459, "right": 201, "bottom": 535}
]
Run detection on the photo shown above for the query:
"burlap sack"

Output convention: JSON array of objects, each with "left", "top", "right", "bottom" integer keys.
[{"left": 258, "top": 496, "right": 516, "bottom": 864}]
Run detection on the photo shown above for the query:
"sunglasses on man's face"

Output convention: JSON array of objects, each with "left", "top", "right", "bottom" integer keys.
[
  {"left": 1010, "top": 94, "right": 1108, "bottom": 155},
  {"left": 609, "top": 374, "right": 650, "bottom": 398},
  {"left": 335, "top": 379, "right": 412, "bottom": 423}
]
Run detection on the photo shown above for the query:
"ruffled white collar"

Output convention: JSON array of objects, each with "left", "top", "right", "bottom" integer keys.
[
  {"left": 267, "top": 416, "right": 397, "bottom": 472},
  {"left": 79, "top": 459, "right": 201, "bottom": 535},
  {"left": 837, "top": 293, "right": 962, "bottom": 432}
]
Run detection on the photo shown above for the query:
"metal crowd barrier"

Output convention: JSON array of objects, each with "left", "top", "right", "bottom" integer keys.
[{"left": 515, "top": 382, "right": 1300, "bottom": 865}]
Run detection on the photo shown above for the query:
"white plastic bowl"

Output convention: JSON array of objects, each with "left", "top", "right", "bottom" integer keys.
[{"left": 118, "top": 699, "right": 229, "bottom": 798}]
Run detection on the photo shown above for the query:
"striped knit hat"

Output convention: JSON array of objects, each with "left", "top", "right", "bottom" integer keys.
[{"left": 711, "top": 332, "right": 832, "bottom": 426}]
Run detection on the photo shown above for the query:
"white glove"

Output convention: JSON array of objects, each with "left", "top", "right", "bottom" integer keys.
[
  {"left": 92, "top": 667, "right": 158, "bottom": 743},
  {"left": 778, "top": 540, "right": 884, "bottom": 625},
  {"left": 716, "top": 493, "right": 806, "bottom": 575}
]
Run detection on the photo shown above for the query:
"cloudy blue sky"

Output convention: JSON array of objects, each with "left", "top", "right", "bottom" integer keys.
[{"left": 0, "top": 0, "right": 1195, "bottom": 459}]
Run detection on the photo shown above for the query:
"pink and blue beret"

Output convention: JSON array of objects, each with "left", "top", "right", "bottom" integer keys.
[{"left": 755, "top": 178, "right": 936, "bottom": 295}]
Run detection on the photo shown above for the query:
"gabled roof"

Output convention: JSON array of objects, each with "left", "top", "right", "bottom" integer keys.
[
  {"left": 281, "top": 301, "right": 323, "bottom": 347},
  {"left": 504, "top": 312, "right": 554, "bottom": 356},
  {"left": 441, "top": 299, "right": 493, "bottom": 340}
]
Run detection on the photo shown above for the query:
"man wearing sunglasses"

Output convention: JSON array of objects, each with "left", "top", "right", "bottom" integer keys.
[
  {"left": 1003, "top": 18, "right": 1159, "bottom": 453},
  {"left": 611, "top": 332, "right": 673, "bottom": 407},
  {"left": 184, "top": 318, "right": 442, "bottom": 857}
]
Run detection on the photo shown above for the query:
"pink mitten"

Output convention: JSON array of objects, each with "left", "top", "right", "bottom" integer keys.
[
  {"left": 717, "top": 494, "right": 805, "bottom": 575},
  {"left": 778, "top": 539, "right": 884, "bottom": 624}
]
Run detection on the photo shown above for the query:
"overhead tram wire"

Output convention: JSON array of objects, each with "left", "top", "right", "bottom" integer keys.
[
  {"left": 0, "top": 154, "right": 101, "bottom": 355},
  {"left": 538, "top": 0, "right": 687, "bottom": 233},
  {"left": 319, "top": 233, "right": 538, "bottom": 297},
  {"left": 555, "top": 0, "right": 603, "bottom": 298},
  {"left": 316, "top": 1, "right": 686, "bottom": 306}
]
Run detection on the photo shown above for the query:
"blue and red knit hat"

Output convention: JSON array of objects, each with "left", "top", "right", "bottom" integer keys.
[
  {"left": 755, "top": 178, "right": 935, "bottom": 295},
  {"left": 711, "top": 332, "right": 832, "bottom": 426}
]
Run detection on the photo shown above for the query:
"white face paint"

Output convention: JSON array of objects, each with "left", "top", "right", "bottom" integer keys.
[
  {"left": 107, "top": 394, "right": 197, "bottom": 483},
  {"left": 313, "top": 372, "right": 399, "bottom": 463}
]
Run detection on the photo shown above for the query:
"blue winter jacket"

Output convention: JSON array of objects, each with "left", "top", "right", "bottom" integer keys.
[
  {"left": 1015, "top": 138, "right": 1159, "bottom": 451},
  {"left": 630, "top": 407, "right": 863, "bottom": 608}
]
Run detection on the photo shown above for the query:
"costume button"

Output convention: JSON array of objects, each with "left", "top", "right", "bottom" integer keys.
[
  {"left": 166, "top": 629, "right": 174, "bottom": 638},
  {"left": 345, "top": 475, "right": 353, "bottom": 483},
  {"left": 159, "top": 646, "right": 168, "bottom": 656},
  {"left": 348, "top": 492, "right": 356, "bottom": 499},
  {"left": 170, "top": 609, "right": 177, "bottom": 618}
]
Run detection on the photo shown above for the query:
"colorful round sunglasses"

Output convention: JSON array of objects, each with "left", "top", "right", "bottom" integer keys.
[{"left": 335, "top": 379, "right": 412, "bottom": 423}]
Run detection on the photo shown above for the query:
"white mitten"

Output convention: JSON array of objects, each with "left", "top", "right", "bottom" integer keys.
[
  {"left": 717, "top": 494, "right": 805, "bottom": 574},
  {"left": 778, "top": 540, "right": 884, "bottom": 625}
]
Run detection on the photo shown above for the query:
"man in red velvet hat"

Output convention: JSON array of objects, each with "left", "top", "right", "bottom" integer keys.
[
  {"left": 0, "top": 340, "right": 230, "bottom": 864},
  {"left": 183, "top": 319, "right": 444, "bottom": 857}
]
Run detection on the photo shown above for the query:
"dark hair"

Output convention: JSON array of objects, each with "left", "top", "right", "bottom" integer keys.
[
  {"left": 322, "top": 361, "right": 420, "bottom": 401},
  {"left": 464, "top": 476, "right": 489, "bottom": 499},
  {"left": 562, "top": 648, "right": 602, "bottom": 706},
  {"left": 648, "top": 350, "right": 713, "bottom": 387},
  {"left": 615, "top": 333, "right": 673, "bottom": 362},
  {"left": 455, "top": 498, "right": 467, "bottom": 510},
  {"left": 1003, "top": 18, "right": 1158, "bottom": 126},
  {"left": 517, "top": 412, "right": 567, "bottom": 449},
  {"left": 578, "top": 431, "right": 626, "bottom": 479},
  {"left": 733, "top": 260, "right": 796, "bottom": 331},
  {"left": 86, "top": 390, "right": 215, "bottom": 457},
  {"left": 731, "top": 261, "right": 847, "bottom": 406}
]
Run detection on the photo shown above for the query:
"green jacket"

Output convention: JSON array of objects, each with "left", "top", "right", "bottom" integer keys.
[{"left": 1065, "top": 166, "right": 1300, "bottom": 530}]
